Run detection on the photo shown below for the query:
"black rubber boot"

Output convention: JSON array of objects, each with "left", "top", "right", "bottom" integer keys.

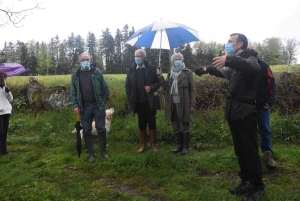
[
  {"left": 84, "top": 135, "right": 95, "bottom": 163},
  {"left": 172, "top": 132, "right": 183, "bottom": 154},
  {"left": 181, "top": 132, "right": 190, "bottom": 155},
  {"left": 98, "top": 131, "right": 109, "bottom": 159}
]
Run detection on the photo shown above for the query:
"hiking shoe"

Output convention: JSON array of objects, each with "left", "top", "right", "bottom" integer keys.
[
  {"left": 229, "top": 181, "right": 253, "bottom": 195},
  {"left": 242, "top": 188, "right": 264, "bottom": 201},
  {"left": 263, "top": 151, "right": 276, "bottom": 169}
]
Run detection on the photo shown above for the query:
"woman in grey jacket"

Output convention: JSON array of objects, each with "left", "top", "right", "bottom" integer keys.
[
  {"left": 0, "top": 71, "right": 13, "bottom": 155},
  {"left": 158, "top": 53, "right": 196, "bottom": 154}
]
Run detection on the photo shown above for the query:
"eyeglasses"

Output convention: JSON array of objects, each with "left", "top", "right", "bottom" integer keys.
[{"left": 80, "top": 59, "right": 90, "bottom": 62}]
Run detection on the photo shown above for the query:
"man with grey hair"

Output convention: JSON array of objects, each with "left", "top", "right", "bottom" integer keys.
[
  {"left": 70, "top": 52, "right": 110, "bottom": 162},
  {"left": 125, "top": 49, "right": 161, "bottom": 153}
]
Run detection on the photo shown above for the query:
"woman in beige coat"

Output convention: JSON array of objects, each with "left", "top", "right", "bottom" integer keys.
[{"left": 158, "top": 53, "right": 196, "bottom": 154}]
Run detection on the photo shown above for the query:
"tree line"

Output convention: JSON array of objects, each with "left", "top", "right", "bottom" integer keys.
[{"left": 1, "top": 24, "right": 299, "bottom": 76}]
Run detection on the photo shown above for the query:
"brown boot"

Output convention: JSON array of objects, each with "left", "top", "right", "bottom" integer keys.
[
  {"left": 149, "top": 129, "right": 158, "bottom": 152},
  {"left": 138, "top": 130, "right": 147, "bottom": 153}
]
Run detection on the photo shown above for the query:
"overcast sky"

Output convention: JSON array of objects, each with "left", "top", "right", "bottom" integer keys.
[{"left": 1, "top": 0, "right": 300, "bottom": 62}]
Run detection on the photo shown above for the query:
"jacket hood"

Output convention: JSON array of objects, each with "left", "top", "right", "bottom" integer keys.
[{"left": 238, "top": 49, "right": 258, "bottom": 59}]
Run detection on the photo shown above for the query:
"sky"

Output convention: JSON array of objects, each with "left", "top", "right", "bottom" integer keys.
[{"left": 1, "top": 0, "right": 300, "bottom": 62}]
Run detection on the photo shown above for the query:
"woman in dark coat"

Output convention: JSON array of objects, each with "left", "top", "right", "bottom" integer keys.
[{"left": 158, "top": 53, "right": 196, "bottom": 154}]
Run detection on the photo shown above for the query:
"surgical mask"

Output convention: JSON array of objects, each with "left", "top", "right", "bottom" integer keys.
[
  {"left": 135, "top": 57, "right": 142, "bottom": 65},
  {"left": 81, "top": 61, "right": 90, "bottom": 71},
  {"left": 174, "top": 60, "right": 183, "bottom": 68},
  {"left": 225, "top": 43, "right": 236, "bottom": 55}
]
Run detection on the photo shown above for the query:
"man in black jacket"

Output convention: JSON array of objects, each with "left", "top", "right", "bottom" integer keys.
[
  {"left": 195, "top": 34, "right": 265, "bottom": 201},
  {"left": 125, "top": 49, "right": 160, "bottom": 153}
]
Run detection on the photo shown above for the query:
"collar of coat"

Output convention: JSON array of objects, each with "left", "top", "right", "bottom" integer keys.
[
  {"left": 75, "top": 65, "right": 98, "bottom": 76},
  {"left": 238, "top": 49, "right": 258, "bottom": 59},
  {"left": 130, "top": 60, "right": 153, "bottom": 72}
]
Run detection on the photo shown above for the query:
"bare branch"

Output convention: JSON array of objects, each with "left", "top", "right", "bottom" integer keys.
[{"left": 0, "top": 1, "right": 43, "bottom": 28}]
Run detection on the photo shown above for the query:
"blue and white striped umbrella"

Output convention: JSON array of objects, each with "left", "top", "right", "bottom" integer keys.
[{"left": 126, "top": 21, "right": 200, "bottom": 50}]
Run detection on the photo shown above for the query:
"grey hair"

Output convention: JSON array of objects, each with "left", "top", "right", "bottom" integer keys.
[
  {"left": 78, "top": 52, "right": 91, "bottom": 61},
  {"left": 135, "top": 49, "right": 146, "bottom": 58},
  {"left": 171, "top": 53, "right": 184, "bottom": 62}
]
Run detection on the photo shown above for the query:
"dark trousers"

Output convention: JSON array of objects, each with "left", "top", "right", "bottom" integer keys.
[
  {"left": 0, "top": 114, "right": 10, "bottom": 152},
  {"left": 81, "top": 105, "right": 106, "bottom": 136},
  {"left": 171, "top": 103, "right": 190, "bottom": 134},
  {"left": 137, "top": 100, "right": 156, "bottom": 131},
  {"left": 228, "top": 114, "right": 265, "bottom": 190}
]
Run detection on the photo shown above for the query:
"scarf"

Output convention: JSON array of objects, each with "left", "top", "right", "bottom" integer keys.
[{"left": 170, "top": 63, "right": 185, "bottom": 95}]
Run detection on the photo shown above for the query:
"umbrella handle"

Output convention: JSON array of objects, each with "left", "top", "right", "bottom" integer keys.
[{"left": 76, "top": 113, "right": 80, "bottom": 122}]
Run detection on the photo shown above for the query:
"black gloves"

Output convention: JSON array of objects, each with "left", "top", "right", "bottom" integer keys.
[
  {"left": 194, "top": 67, "right": 208, "bottom": 76},
  {"left": 5, "top": 86, "right": 10, "bottom": 93}
]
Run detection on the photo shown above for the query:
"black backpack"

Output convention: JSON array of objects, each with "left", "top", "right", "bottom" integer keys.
[{"left": 234, "top": 58, "right": 274, "bottom": 109}]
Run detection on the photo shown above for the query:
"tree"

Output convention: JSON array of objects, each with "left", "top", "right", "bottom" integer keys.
[
  {"left": 48, "top": 36, "right": 60, "bottom": 74},
  {"left": 36, "top": 42, "right": 52, "bottom": 75},
  {"left": 121, "top": 26, "right": 138, "bottom": 73},
  {"left": 261, "top": 37, "right": 283, "bottom": 65},
  {"left": 0, "top": 0, "right": 41, "bottom": 27},
  {"left": 86, "top": 32, "right": 97, "bottom": 65},
  {"left": 99, "top": 28, "right": 115, "bottom": 73},
  {"left": 193, "top": 41, "right": 222, "bottom": 66},
  {"left": 285, "top": 38, "right": 300, "bottom": 65},
  {"left": 114, "top": 28, "right": 123, "bottom": 73},
  {"left": 57, "top": 40, "right": 69, "bottom": 75},
  {"left": 66, "top": 33, "right": 77, "bottom": 72}
]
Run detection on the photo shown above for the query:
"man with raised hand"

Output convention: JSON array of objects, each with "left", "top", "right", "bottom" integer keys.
[{"left": 195, "top": 34, "right": 265, "bottom": 201}]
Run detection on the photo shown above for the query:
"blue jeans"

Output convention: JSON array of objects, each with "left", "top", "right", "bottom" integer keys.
[
  {"left": 257, "top": 109, "right": 273, "bottom": 153},
  {"left": 81, "top": 105, "right": 106, "bottom": 137}
]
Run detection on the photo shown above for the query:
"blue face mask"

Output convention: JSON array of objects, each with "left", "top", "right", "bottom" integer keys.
[
  {"left": 81, "top": 61, "right": 90, "bottom": 71},
  {"left": 174, "top": 60, "right": 183, "bottom": 68},
  {"left": 135, "top": 57, "right": 142, "bottom": 65},
  {"left": 225, "top": 43, "right": 236, "bottom": 55}
]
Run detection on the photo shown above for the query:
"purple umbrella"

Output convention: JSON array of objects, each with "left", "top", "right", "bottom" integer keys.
[{"left": 0, "top": 62, "right": 26, "bottom": 77}]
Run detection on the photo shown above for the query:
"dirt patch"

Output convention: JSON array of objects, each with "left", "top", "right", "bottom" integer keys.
[{"left": 100, "top": 177, "right": 166, "bottom": 201}]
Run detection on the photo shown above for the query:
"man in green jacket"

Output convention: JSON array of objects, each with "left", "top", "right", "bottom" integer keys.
[{"left": 70, "top": 53, "right": 110, "bottom": 162}]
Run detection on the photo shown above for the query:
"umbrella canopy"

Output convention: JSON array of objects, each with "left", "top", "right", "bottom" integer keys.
[
  {"left": 75, "top": 113, "right": 82, "bottom": 159},
  {"left": 126, "top": 21, "right": 200, "bottom": 67},
  {"left": 0, "top": 63, "right": 26, "bottom": 77}
]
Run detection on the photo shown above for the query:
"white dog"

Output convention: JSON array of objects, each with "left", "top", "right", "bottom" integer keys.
[{"left": 72, "top": 107, "right": 114, "bottom": 139}]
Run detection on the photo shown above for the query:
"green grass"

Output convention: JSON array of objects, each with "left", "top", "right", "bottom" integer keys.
[
  {"left": 1, "top": 107, "right": 300, "bottom": 201},
  {"left": 3, "top": 72, "right": 300, "bottom": 200}
]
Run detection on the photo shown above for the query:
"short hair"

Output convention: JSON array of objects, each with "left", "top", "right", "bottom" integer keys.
[
  {"left": 135, "top": 49, "right": 146, "bottom": 58},
  {"left": 0, "top": 71, "right": 8, "bottom": 79},
  {"left": 78, "top": 52, "right": 91, "bottom": 61},
  {"left": 230, "top": 33, "right": 248, "bottom": 49},
  {"left": 171, "top": 53, "right": 184, "bottom": 62}
]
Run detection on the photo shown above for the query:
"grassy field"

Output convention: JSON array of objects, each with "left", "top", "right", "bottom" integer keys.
[
  {"left": 2, "top": 69, "right": 300, "bottom": 200},
  {"left": 1, "top": 107, "right": 300, "bottom": 201}
]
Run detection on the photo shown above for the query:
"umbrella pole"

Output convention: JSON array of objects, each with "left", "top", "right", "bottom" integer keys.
[{"left": 159, "top": 30, "right": 162, "bottom": 68}]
